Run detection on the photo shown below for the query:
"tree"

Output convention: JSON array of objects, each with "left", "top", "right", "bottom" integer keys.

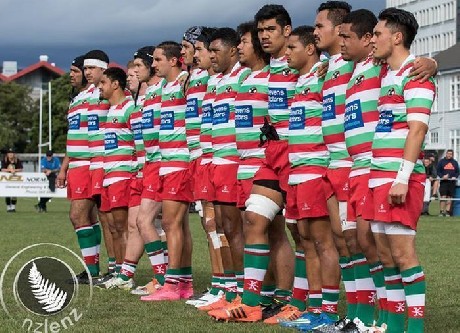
[{"left": 0, "top": 82, "right": 37, "bottom": 153}]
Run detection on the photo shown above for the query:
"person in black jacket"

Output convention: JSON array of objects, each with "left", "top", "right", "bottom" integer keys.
[
  {"left": 437, "top": 149, "right": 459, "bottom": 216},
  {"left": 1, "top": 148, "right": 23, "bottom": 212}
]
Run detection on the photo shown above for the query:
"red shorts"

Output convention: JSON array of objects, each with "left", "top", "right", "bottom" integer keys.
[
  {"left": 158, "top": 169, "right": 193, "bottom": 202},
  {"left": 253, "top": 140, "right": 290, "bottom": 194},
  {"left": 67, "top": 166, "right": 91, "bottom": 200},
  {"left": 100, "top": 179, "right": 131, "bottom": 212},
  {"left": 237, "top": 178, "right": 254, "bottom": 209},
  {"left": 190, "top": 158, "right": 201, "bottom": 200},
  {"left": 211, "top": 163, "right": 238, "bottom": 204},
  {"left": 195, "top": 162, "right": 215, "bottom": 202},
  {"left": 285, "top": 177, "right": 329, "bottom": 220},
  {"left": 347, "top": 174, "right": 370, "bottom": 222},
  {"left": 90, "top": 168, "right": 104, "bottom": 197},
  {"left": 361, "top": 181, "right": 424, "bottom": 230},
  {"left": 129, "top": 177, "right": 143, "bottom": 208},
  {"left": 324, "top": 168, "right": 350, "bottom": 201},
  {"left": 141, "top": 162, "right": 161, "bottom": 201}
]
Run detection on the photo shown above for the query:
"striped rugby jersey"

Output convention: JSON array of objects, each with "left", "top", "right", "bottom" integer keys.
[
  {"left": 288, "top": 62, "right": 330, "bottom": 185},
  {"left": 234, "top": 65, "right": 270, "bottom": 180},
  {"left": 87, "top": 86, "right": 111, "bottom": 171},
  {"left": 321, "top": 53, "right": 354, "bottom": 169},
  {"left": 268, "top": 56, "right": 299, "bottom": 140},
  {"left": 344, "top": 55, "right": 383, "bottom": 177},
  {"left": 370, "top": 55, "right": 436, "bottom": 188},
  {"left": 66, "top": 85, "right": 92, "bottom": 169},
  {"left": 212, "top": 63, "right": 251, "bottom": 165},
  {"left": 103, "top": 98, "right": 136, "bottom": 187},
  {"left": 130, "top": 99, "right": 145, "bottom": 178},
  {"left": 200, "top": 73, "right": 222, "bottom": 165},
  {"left": 159, "top": 71, "right": 190, "bottom": 176},
  {"left": 142, "top": 79, "right": 165, "bottom": 163},
  {"left": 186, "top": 68, "right": 209, "bottom": 161}
]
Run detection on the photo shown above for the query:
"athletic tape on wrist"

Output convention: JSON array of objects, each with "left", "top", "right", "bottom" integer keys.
[{"left": 395, "top": 159, "right": 415, "bottom": 185}]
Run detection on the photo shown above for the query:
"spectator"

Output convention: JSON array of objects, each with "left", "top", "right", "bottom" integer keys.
[
  {"left": 437, "top": 149, "right": 459, "bottom": 216},
  {"left": 35, "top": 150, "right": 61, "bottom": 212},
  {"left": 1, "top": 148, "right": 23, "bottom": 212},
  {"left": 422, "top": 157, "right": 436, "bottom": 215}
]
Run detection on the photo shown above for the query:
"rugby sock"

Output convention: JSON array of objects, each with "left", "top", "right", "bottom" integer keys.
[
  {"left": 164, "top": 268, "right": 181, "bottom": 285},
  {"left": 384, "top": 267, "right": 406, "bottom": 333},
  {"left": 236, "top": 271, "right": 244, "bottom": 295},
  {"left": 289, "top": 251, "right": 308, "bottom": 311},
  {"left": 370, "top": 262, "right": 388, "bottom": 326},
  {"left": 144, "top": 241, "right": 166, "bottom": 285},
  {"left": 353, "top": 253, "right": 376, "bottom": 326},
  {"left": 402, "top": 266, "right": 425, "bottom": 333},
  {"left": 161, "top": 240, "right": 168, "bottom": 265},
  {"left": 75, "top": 224, "right": 99, "bottom": 276},
  {"left": 224, "top": 270, "right": 237, "bottom": 302},
  {"left": 322, "top": 285, "right": 340, "bottom": 320},
  {"left": 179, "top": 266, "right": 193, "bottom": 285},
  {"left": 260, "top": 284, "right": 276, "bottom": 306},
  {"left": 119, "top": 259, "right": 137, "bottom": 281},
  {"left": 115, "top": 263, "right": 122, "bottom": 273},
  {"left": 241, "top": 244, "right": 269, "bottom": 306},
  {"left": 108, "top": 257, "right": 116, "bottom": 274},
  {"left": 340, "top": 256, "right": 357, "bottom": 319},
  {"left": 274, "top": 289, "right": 292, "bottom": 305},
  {"left": 307, "top": 290, "right": 323, "bottom": 316},
  {"left": 210, "top": 273, "right": 223, "bottom": 295},
  {"left": 92, "top": 222, "right": 101, "bottom": 268}
]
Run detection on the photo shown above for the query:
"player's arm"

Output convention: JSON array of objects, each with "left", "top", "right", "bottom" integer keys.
[
  {"left": 57, "top": 155, "right": 69, "bottom": 188},
  {"left": 409, "top": 57, "right": 437, "bottom": 83}
]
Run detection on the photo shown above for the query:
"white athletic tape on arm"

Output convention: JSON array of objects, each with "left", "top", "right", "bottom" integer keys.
[
  {"left": 394, "top": 159, "right": 415, "bottom": 185},
  {"left": 245, "top": 194, "right": 281, "bottom": 221},
  {"left": 208, "top": 231, "right": 221, "bottom": 249},
  {"left": 84, "top": 58, "right": 108, "bottom": 69}
]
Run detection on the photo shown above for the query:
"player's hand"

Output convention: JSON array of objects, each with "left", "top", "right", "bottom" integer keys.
[
  {"left": 56, "top": 171, "right": 67, "bottom": 188},
  {"left": 388, "top": 182, "right": 408, "bottom": 205},
  {"left": 409, "top": 57, "right": 437, "bottom": 83},
  {"left": 316, "top": 61, "right": 329, "bottom": 79}
]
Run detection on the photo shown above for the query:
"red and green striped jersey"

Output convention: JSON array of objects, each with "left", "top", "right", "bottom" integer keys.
[
  {"left": 159, "top": 71, "right": 190, "bottom": 176},
  {"left": 370, "top": 55, "right": 436, "bottom": 187},
  {"left": 87, "top": 86, "right": 111, "bottom": 170},
  {"left": 142, "top": 80, "right": 164, "bottom": 163},
  {"left": 212, "top": 63, "right": 251, "bottom": 165},
  {"left": 288, "top": 62, "right": 330, "bottom": 185},
  {"left": 103, "top": 98, "right": 136, "bottom": 186},
  {"left": 129, "top": 102, "right": 145, "bottom": 177},
  {"left": 66, "top": 86, "right": 92, "bottom": 168},
  {"left": 186, "top": 68, "right": 209, "bottom": 161},
  {"left": 200, "top": 74, "right": 222, "bottom": 164},
  {"left": 345, "top": 55, "right": 383, "bottom": 177},
  {"left": 321, "top": 54, "right": 354, "bottom": 169},
  {"left": 234, "top": 65, "right": 270, "bottom": 180},
  {"left": 268, "top": 56, "right": 299, "bottom": 140}
]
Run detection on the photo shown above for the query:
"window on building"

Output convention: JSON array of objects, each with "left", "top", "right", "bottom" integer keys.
[
  {"left": 431, "top": 132, "right": 439, "bottom": 144},
  {"left": 451, "top": 75, "right": 460, "bottom": 110},
  {"left": 449, "top": 129, "right": 460, "bottom": 160}
]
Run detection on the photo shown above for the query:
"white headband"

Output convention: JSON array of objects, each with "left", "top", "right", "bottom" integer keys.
[{"left": 83, "top": 58, "right": 108, "bottom": 69}]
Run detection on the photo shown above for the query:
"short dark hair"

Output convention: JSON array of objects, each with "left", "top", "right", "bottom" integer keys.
[
  {"left": 254, "top": 4, "right": 292, "bottom": 28},
  {"left": 317, "top": 1, "right": 352, "bottom": 26},
  {"left": 291, "top": 25, "right": 321, "bottom": 57},
  {"left": 103, "top": 67, "right": 127, "bottom": 91},
  {"left": 343, "top": 9, "right": 377, "bottom": 38},
  {"left": 447, "top": 149, "right": 454, "bottom": 154},
  {"left": 197, "top": 27, "right": 218, "bottom": 49},
  {"left": 237, "top": 21, "right": 271, "bottom": 64},
  {"left": 156, "top": 41, "right": 182, "bottom": 65},
  {"left": 378, "top": 7, "right": 418, "bottom": 49},
  {"left": 210, "top": 27, "right": 239, "bottom": 48}
]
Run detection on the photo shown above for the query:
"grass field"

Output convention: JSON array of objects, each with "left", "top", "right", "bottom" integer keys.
[{"left": 0, "top": 198, "right": 459, "bottom": 332}]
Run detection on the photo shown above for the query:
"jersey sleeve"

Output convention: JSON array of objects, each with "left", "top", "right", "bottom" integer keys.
[{"left": 403, "top": 77, "right": 436, "bottom": 126}]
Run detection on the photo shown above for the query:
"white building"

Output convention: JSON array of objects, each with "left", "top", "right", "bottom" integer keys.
[{"left": 386, "top": 0, "right": 458, "bottom": 57}]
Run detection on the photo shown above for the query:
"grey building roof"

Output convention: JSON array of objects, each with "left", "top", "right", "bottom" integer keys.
[{"left": 434, "top": 43, "right": 460, "bottom": 72}]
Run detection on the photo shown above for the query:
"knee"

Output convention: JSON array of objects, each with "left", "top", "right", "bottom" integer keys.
[{"left": 390, "top": 247, "right": 416, "bottom": 268}]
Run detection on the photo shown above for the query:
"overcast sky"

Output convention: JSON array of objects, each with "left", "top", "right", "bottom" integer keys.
[{"left": 0, "top": 0, "right": 385, "bottom": 70}]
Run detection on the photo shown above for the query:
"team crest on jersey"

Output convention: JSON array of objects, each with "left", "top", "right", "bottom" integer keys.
[
  {"left": 112, "top": 118, "right": 118, "bottom": 124},
  {"left": 225, "top": 86, "right": 233, "bottom": 93},
  {"left": 301, "top": 87, "right": 310, "bottom": 95},
  {"left": 249, "top": 87, "right": 257, "bottom": 94},
  {"left": 282, "top": 68, "right": 291, "bottom": 76},
  {"left": 387, "top": 88, "right": 396, "bottom": 96},
  {"left": 332, "top": 71, "right": 340, "bottom": 80},
  {"left": 211, "top": 87, "right": 217, "bottom": 93},
  {"left": 195, "top": 81, "right": 202, "bottom": 87},
  {"left": 355, "top": 75, "right": 365, "bottom": 85},
  {"left": 170, "top": 95, "right": 176, "bottom": 101}
]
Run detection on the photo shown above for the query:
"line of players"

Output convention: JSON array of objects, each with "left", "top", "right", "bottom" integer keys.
[{"left": 58, "top": 2, "right": 436, "bottom": 333}]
